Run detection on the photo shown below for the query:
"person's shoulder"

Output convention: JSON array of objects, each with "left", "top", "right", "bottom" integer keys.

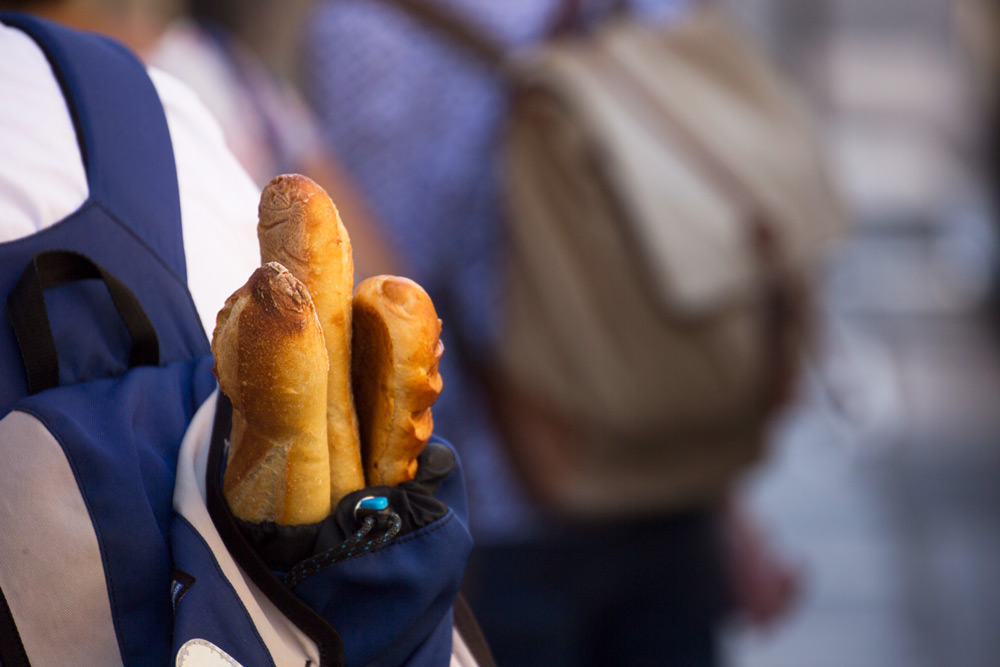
[
  {"left": 146, "top": 63, "right": 258, "bottom": 207},
  {"left": 0, "top": 21, "right": 89, "bottom": 242},
  {"left": 0, "top": 16, "right": 40, "bottom": 57},
  {"left": 145, "top": 64, "right": 261, "bottom": 336}
]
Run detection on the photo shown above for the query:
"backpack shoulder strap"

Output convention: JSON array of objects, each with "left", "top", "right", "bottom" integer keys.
[{"left": 0, "top": 12, "right": 188, "bottom": 280}]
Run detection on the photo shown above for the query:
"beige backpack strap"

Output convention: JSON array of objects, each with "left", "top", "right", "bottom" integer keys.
[
  {"left": 367, "top": 0, "right": 507, "bottom": 67},
  {"left": 369, "top": 0, "right": 629, "bottom": 70}
]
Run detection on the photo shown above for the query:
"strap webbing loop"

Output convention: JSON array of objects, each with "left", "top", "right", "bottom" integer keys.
[{"left": 6, "top": 250, "right": 160, "bottom": 395}]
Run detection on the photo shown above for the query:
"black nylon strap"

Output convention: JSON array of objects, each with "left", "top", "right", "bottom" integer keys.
[
  {"left": 0, "top": 585, "right": 30, "bottom": 667},
  {"left": 5, "top": 250, "right": 160, "bottom": 395},
  {"left": 453, "top": 593, "right": 497, "bottom": 667},
  {"left": 374, "top": 0, "right": 633, "bottom": 72},
  {"left": 372, "top": 0, "right": 507, "bottom": 68}
]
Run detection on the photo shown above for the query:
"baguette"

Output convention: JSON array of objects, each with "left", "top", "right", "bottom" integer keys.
[
  {"left": 352, "top": 275, "right": 444, "bottom": 487},
  {"left": 257, "top": 174, "right": 365, "bottom": 504},
  {"left": 211, "top": 263, "right": 331, "bottom": 525}
]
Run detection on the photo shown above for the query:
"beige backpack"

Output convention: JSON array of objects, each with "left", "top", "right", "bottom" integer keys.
[{"left": 386, "top": 1, "right": 846, "bottom": 517}]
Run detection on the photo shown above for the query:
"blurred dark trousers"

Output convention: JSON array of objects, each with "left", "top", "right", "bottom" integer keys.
[{"left": 462, "top": 507, "right": 730, "bottom": 667}]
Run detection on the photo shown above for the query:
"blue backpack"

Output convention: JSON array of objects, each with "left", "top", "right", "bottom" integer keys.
[{"left": 0, "top": 13, "right": 487, "bottom": 667}]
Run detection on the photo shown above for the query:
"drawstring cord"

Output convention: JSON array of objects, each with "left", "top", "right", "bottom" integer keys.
[{"left": 283, "top": 498, "right": 401, "bottom": 589}]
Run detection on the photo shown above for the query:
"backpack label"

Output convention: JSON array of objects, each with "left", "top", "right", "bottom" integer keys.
[{"left": 170, "top": 569, "right": 196, "bottom": 612}]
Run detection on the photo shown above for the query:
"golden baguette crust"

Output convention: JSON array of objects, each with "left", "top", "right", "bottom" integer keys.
[
  {"left": 352, "top": 275, "right": 444, "bottom": 487},
  {"left": 257, "top": 174, "right": 365, "bottom": 504},
  {"left": 212, "top": 263, "right": 332, "bottom": 525}
]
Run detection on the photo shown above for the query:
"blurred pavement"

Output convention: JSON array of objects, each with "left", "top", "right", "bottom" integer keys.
[{"left": 724, "top": 1, "right": 1000, "bottom": 665}]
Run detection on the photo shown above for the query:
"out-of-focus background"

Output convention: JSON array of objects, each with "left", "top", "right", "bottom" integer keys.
[
  {"left": 721, "top": 1, "right": 1000, "bottom": 666},
  {"left": 12, "top": 0, "right": 998, "bottom": 664}
]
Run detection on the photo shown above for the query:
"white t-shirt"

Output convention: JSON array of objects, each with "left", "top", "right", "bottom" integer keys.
[{"left": 0, "top": 22, "right": 261, "bottom": 336}]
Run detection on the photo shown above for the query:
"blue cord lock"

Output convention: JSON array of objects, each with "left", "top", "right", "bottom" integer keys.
[{"left": 354, "top": 495, "right": 390, "bottom": 521}]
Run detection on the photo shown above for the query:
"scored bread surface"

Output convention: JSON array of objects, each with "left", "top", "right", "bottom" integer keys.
[
  {"left": 352, "top": 275, "right": 444, "bottom": 487},
  {"left": 257, "top": 174, "right": 365, "bottom": 505},
  {"left": 212, "top": 263, "right": 332, "bottom": 525}
]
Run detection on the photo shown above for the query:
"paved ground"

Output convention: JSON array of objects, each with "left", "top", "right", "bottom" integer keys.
[{"left": 725, "top": 280, "right": 1000, "bottom": 667}]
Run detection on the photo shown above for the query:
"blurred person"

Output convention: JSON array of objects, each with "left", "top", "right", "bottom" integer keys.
[
  {"left": 302, "top": 0, "right": 802, "bottom": 665},
  {"left": 15, "top": 0, "right": 400, "bottom": 280},
  {"left": 956, "top": 0, "right": 1000, "bottom": 317}
]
